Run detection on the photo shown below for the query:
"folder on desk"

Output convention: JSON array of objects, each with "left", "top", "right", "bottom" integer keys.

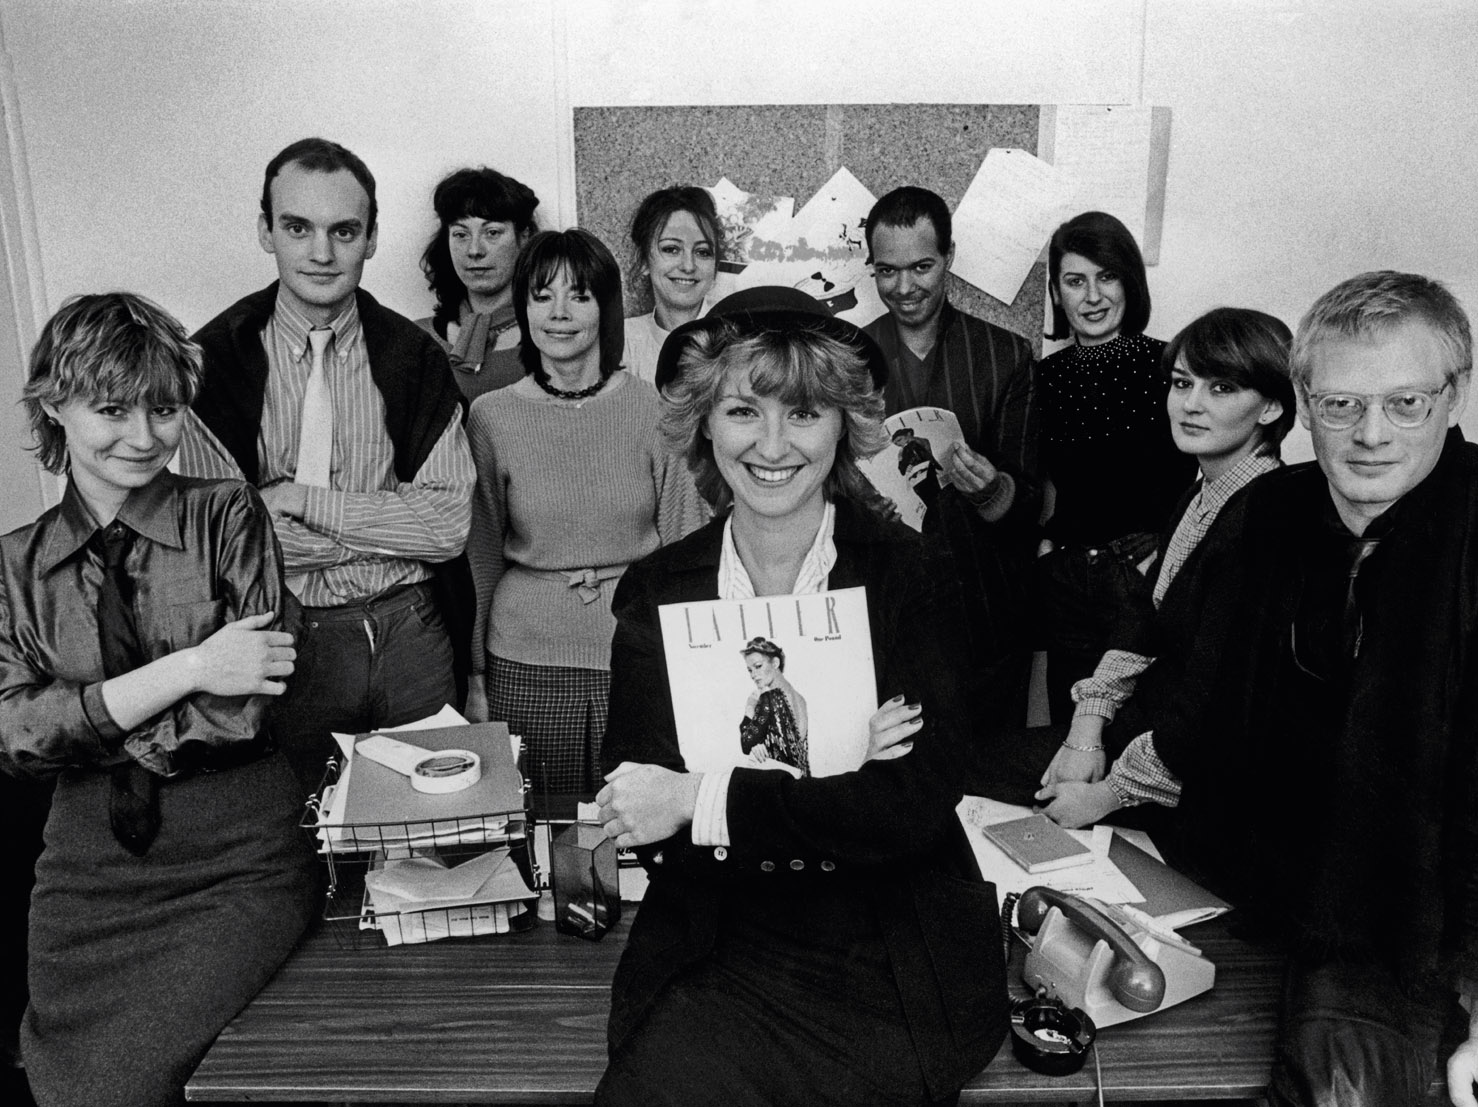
[
  {"left": 1107, "top": 832, "right": 1229, "bottom": 929},
  {"left": 341, "top": 722, "right": 524, "bottom": 831}
]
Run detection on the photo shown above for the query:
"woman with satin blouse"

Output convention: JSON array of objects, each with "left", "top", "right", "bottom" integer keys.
[{"left": 0, "top": 293, "right": 313, "bottom": 1107}]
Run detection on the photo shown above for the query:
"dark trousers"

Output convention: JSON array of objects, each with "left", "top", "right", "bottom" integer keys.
[
  {"left": 1270, "top": 958, "right": 1463, "bottom": 1107},
  {"left": 1035, "top": 536, "right": 1156, "bottom": 724},
  {"left": 272, "top": 581, "right": 457, "bottom": 796}
]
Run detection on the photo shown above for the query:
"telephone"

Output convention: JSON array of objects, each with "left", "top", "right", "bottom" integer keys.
[{"left": 1015, "top": 886, "right": 1216, "bottom": 1030}]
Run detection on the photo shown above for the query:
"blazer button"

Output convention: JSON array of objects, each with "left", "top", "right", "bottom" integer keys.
[
  {"left": 760, "top": 860, "right": 775, "bottom": 872},
  {"left": 789, "top": 859, "right": 805, "bottom": 871},
  {"left": 820, "top": 860, "right": 836, "bottom": 872},
  {"left": 652, "top": 851, "right": 664, "bottom": 865},
  {"left": 714, "top": 846, "right": 728, "bottom": 861}
]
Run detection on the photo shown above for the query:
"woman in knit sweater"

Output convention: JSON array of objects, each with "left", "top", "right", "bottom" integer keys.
[{"left": 464, "top": 229, "right": 704, "bottom": 792}]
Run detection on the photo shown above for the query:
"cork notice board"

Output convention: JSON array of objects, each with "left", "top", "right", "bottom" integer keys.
[{"left": 573, "top": 103, "right": 1045, "bottom": 351}]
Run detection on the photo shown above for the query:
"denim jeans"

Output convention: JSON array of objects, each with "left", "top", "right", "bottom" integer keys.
[
  {"left": 1035, "top": 534, "right": 1156, "bottom": 724},
  {"left": 271, "top": 581, "right": 456, "bottom": 796}
]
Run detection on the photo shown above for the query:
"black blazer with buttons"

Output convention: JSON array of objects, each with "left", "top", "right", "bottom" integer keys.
[{"left": 601, "top": 498, "right": 1009, "bottom": 1099}]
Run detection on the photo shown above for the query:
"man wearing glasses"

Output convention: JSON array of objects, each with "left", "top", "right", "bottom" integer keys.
[{"left": 1155, "top": 271, "right": 1478, "bottom": 1106}]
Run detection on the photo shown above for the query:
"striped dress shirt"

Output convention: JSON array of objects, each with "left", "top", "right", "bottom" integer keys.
[{"left": 175, "top": 294, "right": 473, "bottom": 607}]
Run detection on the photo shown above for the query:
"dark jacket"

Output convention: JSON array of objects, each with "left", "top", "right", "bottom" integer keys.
[
  {"left": 190, "top": 283, "right": 475, "bottom": 700},
  {"left": 1100, "top": 476, "right": 1266, "bottom": 760},
  {"left": 1164, "top": 431, "right": 1478, "bottom": 991},
  {"left": 601, "top": 498, "right": 1009, "bottom": 1099}
]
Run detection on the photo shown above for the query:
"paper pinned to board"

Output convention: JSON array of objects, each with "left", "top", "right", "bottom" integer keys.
[
  {"left": 951, "top": 148, "right": 1080, "bottom": 304},
  {"left": 1042, "top": 104, "right": 1167, "bottom": 261}
]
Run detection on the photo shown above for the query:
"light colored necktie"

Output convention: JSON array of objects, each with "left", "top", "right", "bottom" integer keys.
[{"left": 294, "top": 327, "right": 334, "bottom": 487}]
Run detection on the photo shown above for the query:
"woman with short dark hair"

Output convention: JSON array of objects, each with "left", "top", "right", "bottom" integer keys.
[
  {"left": 1030, "top": 307, "right": 1295, "bottom": 829},
  {"left": 417, "top": 166, "right": 540, "bottom": 401},
  {"left": 1, "top": 292, "right": 314, "bottom": 1107},
  {"left": 464, "top": 229, "right": 703, "bottom": 792},
  {"left": 1035, "top": 211, "right": 1197, "bottom": 723}
]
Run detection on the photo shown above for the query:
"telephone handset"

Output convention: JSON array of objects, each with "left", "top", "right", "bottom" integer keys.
[
  {"left": 1015, "top": 885, "right": 1215, "bottom": 1030},
  {"left": 1018, "top": 887, "right": 1166, "bottom": 1012}
]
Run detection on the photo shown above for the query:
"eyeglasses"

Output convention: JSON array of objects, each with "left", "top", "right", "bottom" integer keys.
[{"left": 1304, "top": 381, "right": 1452, "bottom": 430}]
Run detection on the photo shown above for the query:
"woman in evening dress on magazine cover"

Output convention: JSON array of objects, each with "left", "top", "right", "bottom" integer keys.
[
  {"left": 737, "top": 636, "right": 809, "bottom": 776},
  {"left": 594, "top": 286, "right": 1008, "bottom": 1106}
]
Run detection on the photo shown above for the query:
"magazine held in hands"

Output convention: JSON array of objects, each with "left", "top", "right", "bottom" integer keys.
[
  {"left": 658, "top": 587, "right": 875, "bottom": 777},
  {"left": 858, "top": 406, "right": 966, "bottom": 532}
]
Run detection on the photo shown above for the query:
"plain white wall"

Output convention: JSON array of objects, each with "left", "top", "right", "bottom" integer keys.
[{"left": 1, "top": 0, "right": 1475, "bottom": 528}]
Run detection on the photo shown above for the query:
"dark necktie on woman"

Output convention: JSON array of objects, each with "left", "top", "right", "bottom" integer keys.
[{"left": 93, "top": 522, "right": 160, "bottom": 855}]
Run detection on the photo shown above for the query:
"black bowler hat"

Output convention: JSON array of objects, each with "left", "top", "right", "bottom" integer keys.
[{"left": 653, "top": 285, "right": 889, "bottom": 393}]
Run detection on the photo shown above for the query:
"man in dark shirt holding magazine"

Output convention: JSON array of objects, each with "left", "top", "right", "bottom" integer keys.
[{"left": 863, "top": 186, "right": 1041, "bottom": 719}]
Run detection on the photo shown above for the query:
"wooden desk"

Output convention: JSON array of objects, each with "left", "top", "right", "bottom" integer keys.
[{"left": 188, "top": 914, "right": 1294, "bottom": 1104}]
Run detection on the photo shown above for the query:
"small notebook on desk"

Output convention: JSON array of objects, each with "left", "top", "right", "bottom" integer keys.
[{"left": 982, "top": 813, "right": 1094, "bottom": 874}]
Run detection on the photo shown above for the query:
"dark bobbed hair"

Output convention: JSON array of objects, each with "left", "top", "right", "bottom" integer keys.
[
  {"left": 420, "top": 167, "right": 542, "bottom": 334},
  {"left": 629, "top": 186, "right": 724, "bottom": 273},
  {"left": 511, "top": 230, "right": 625, "bottom": 383},
  {"left": 1290, "top": 270, "right": 1473, "bottom": 391},
  {"left": 260, "top": 137, "right": 377, "bottom": 231},
  {"left": 660, "top": 322, "right": 894, "bottom": 521},
  {"left": 1163, "top": 307, "right": 1296, "bottom": 452},
  {"left": 24, "top": 292, "right": 202, "bottom": 474},
  {"left": 1046, "top": 211, "right": 1150, "bottom": 341},
  {"left": 741, "top": 636, "right": 785, "bottom": 671},
  {"left": 864, "top": 186, "right": 952, "bottom": 258}
]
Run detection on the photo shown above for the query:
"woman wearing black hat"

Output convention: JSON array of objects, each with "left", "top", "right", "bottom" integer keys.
[{"left": 594, "top": 287, "right": 1008, "bottom": 1105}]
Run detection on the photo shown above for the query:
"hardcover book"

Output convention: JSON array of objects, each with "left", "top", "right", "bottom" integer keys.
[
  {"left": 657, "top": 587, "right": 876, "bottom": 777},
  {"left": 982, "top": 813, "right": 1095, "bottom": 874}
]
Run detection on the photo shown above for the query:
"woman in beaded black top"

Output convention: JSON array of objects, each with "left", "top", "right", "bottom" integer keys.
[{"left": 1035, "top": 211, "right": 1196, "bottom": 723}]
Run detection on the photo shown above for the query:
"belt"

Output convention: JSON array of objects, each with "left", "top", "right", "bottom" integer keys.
[
  {"left": 173, "top": 733, "right": 278, "bottom": 776},
  {"left": 523, "top": 565, "right": 627, "bottom": 604},
  {"left": 1050, "top": 531, "right": 1158, "bottom": 562},
  {"left": 302, "top": 579, "right": 435, "bottom": 620},
  {"left": 97, "top": 733, "right": 278, "bottom": 779}
]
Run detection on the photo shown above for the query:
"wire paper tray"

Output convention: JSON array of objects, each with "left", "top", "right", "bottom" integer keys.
[
  {"left": 303, "top": 758, "right": 540, "bottom": 949},
  {"left": 315, "top": 847, "right": 538, "bottom": 949}
]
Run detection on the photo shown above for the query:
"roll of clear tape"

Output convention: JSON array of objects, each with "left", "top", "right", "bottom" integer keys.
[{"left": 410, "top": 749, "right": 481, "bottom": 794}]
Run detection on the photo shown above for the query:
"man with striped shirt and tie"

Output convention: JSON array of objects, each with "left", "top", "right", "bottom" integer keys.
[{"left": 175, "top": 137, "right": 476, "bottom": 794}]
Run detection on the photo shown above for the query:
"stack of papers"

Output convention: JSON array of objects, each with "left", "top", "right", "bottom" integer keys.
[
  {"left": 307, "top": 707, "right": 538, "bottom": 947},
  {"left": 363, "top": 849, "right": 536, "bottom": 947},
  {"left": 314, "top": 708, "right": 524, "bottom": 851}
]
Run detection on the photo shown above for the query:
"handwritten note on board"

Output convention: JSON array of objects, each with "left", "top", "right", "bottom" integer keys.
[
  {"left": 951, "top": 148, "right": 1080, "bottom": 304},
  {"left": 1044, "top": 104, "right": 1169, "bottom": 261}
]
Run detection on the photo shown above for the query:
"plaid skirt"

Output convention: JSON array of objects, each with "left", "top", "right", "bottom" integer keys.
[{"left": 487, "top": 654, "right": 610, "bottom": 794}]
